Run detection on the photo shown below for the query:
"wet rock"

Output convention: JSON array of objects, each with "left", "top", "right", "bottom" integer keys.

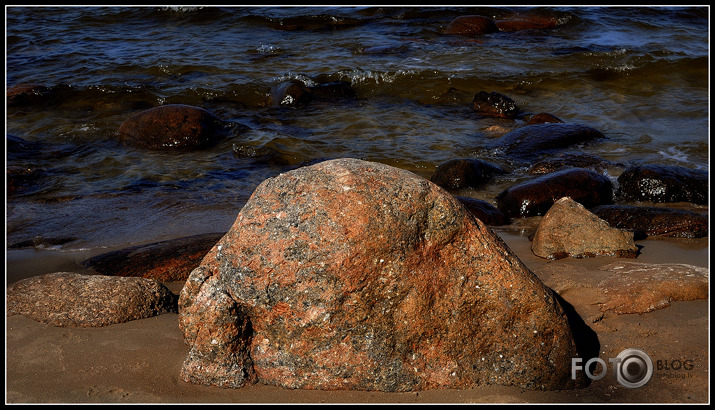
[
  {"left": 616, "top": 164, "right": 708, "bottom": 205},
  {"left": 267, "top": 80, "right": 313, "bottom": 107},
  {"left": 444, "top": 15, "right": 499, "bottom": 36},
  {"left": 455, "top": 196, "right": 510, "bottom": 226},
  {"left": 430, "top": 158, "right": 507, "bottom": 190},
  {"left": 83, "top": 233, "right": 225, "bottom": 282},
  {"left": 309, "top": 81, "right": 357, "bottom": 101},
  {"left": 488, "top": 123, "right": 606, "bottom": 161},
  {"left": 495, "top": 15, "right": 561, "bottom": 32},
  {"left": 496, "top": 168, "right": 614, "bottom": 218},
  {"left": 472, "top": 91, "right": 519, "bottom": 119},
  {"left": 7, "top": 83, "right": 52, "bottom": 106},
  {"left": 597, "top": 262, "right": 709, "bottom": 315},
  {"left": 525, "top": 112, "right": 564, "bottom": 126},
  {"left": 179, "top": 158, "right": 587, "bottom": 391},
  {"left": 117, "top": 104, "right": 229, "bottom": 151},
  {"left": 531, "top": 197, "right": 637, "bottom": 260},
  {"left": 590, "top": 204, "right": 708, "bottom": 239},
  {"left": 528, "top": 153, "right": 623, "bottom": 175},
  {"left": 6, "top": 272, "right": 178, "bottom": 327}
]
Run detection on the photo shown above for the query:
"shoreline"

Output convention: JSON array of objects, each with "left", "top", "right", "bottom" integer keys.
[{"left": 5, "top": 231, "right": 710, "bottom": 404}]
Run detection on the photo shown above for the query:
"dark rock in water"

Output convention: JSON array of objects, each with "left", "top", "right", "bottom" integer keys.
[
  {"left": 6, "top": 272, "right": 178, "bottom": 327},
  {"left": 83, "top": 233, "right": 225, "bottom": 282},
  {"left": 117, "top": 104, "right": 229, "bottom": 151},
  {"left": 444, "top": 15, "right": 499, "bottom": 36},
  {"left": 495, "top": 15, "right": 561, "bottom": 32},
  {"left": 591, "top": 204, "right": 708, "bottom": 239},
  {"left": 456, "top": 196, "right": 510, "bottom": 226},
  {"left": 528, "top": 153, "right": 623, "bottom": 175},
  {"left": 531, "top": 197, "right": 637, "bottom": 260},
  {"left": 488, "top": 123, "right": 606, "bottom": 161},
  {"left": 7, "top": 83, "right": 52, "bottom": 106},
  {"left": 616, "top": 164, "right": 708, "bottom": 205},
  {"left": 179, "top": 158, "right": 587, "bottom": 391},
  {"left": 430, "top": 158, "right": 507, "bottom": 190},
  {"left": 525, "top": 112, "right": 564, "bottom": 126},
  {"left": 308, "top": 81, "right": 357, "bottom": 101},
  {"left": 267, "top": 80, "right": 313, "bottom": 107},
  {"left": 497, "top": 168, "right": 613, "bottom": 218},
  {"left": 472, "top": 91, "right": 519, "bottom": 119},
  {"left": 597, "top": 262, "right": 709, "bottom": 315}
]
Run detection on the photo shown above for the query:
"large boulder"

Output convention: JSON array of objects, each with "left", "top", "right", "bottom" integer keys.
[
  {"left": 531, "top": 197, "right": 638, "bottom": 260},
  {"left": 591, "top": 204, "right": 708, "bottom": 239},
  {"left": 6, "top": 272, "right": 178, "bottom": 327},
  {"left": 496, "top": 168, "right": 614, "bottom": 218},
  {"left": 117, "top": 104, "right": 229, "bottom": 151},
  {"left": 616, "top": 164, "right": 708, "bottom": 205},
  {"left": 178, "top": 158, "right": 588, "bottom": 391}
]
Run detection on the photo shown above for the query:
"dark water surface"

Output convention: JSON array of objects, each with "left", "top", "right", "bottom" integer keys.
[{"left": 6, "top": 6, "right": 710, "bottom": 257}]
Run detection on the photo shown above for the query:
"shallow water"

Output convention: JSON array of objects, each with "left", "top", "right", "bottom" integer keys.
[{"left": 5, "top": 6, "right": 710, "bottom": 254}]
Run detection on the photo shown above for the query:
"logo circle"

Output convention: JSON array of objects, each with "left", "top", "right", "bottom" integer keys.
[{"left": 615, "top": 348, "right": 653, "bottom": 388}]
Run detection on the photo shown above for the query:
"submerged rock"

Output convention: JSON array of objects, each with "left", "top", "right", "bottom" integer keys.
[
  {"left": 527, "top": 153, "right": 623, "bottom": 175},
  {"left": 267, "top": 80, "right": 313, "bottom": 107},
  {"left": 525, "top": 112, "right": 564, "bottom": 126},
  {"left": 6, "top": 272, "right": 178, "bottom": 327},
  {"left": 496, "top": 168, "right": 613, "bottom": 218},
  {"left": 430, "top": 158, "right": 507, "bottom": 190},
  {"left": 488, "top": 123, "right": 606, "bottom": 161},
  {"left": 495, "top": 15, "right": 561, "bottom": 32},
  {"left": 7, "top": 83, "right": 52, "bottom": 106},
  {"left": 83, "top": 233, "right": 225, "bottom": 282},
  {"left": 590, "top": 204, "right": 708, "bottom": 239},
  {"left": 444, "top": 15, "right": 499, "bottom": 36},
  {"left": 531, "top": 197, "right": 637, "bottom": 260},
  {"left": 117, "top": 104, "right": 229, "bottom": 151},
  {"left": 267, "top": 80, "right": 356, "bottom": 107},
  {"left": 472, "top": 91, "right": 519, "bottom": 119},
  {"left": 616, "top": 164, "right": 708, "bottom": 205},
  {"left": 179, "top": 158, "right": 587, "bottom": 391}
]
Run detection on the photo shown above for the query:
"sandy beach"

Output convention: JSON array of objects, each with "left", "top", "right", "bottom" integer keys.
[{"left": 5, "top": 229, "right": 709, "bottom": 404}]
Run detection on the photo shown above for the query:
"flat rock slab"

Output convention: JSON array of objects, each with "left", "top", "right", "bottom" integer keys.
[
  {"left": 7, "top": 272, "right": 178, "bottom": 327},
  {"left": 597, "top": 262, "right": 709, "bottom": 315}
]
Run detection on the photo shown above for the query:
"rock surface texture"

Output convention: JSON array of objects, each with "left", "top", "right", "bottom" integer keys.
[
  {"left": 178, "top": 158, "right": 587, "bottom": 392},
  {"left": 531, "top": 197, "right": 638, "bottom": 260},
  {"left": 6, "top": 272, "right": 178, "bottom": 327}
]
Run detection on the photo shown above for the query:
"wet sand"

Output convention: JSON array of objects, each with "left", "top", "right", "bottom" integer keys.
[{"left": 5, "top": 232, "right": 710, "bottom": 404}]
